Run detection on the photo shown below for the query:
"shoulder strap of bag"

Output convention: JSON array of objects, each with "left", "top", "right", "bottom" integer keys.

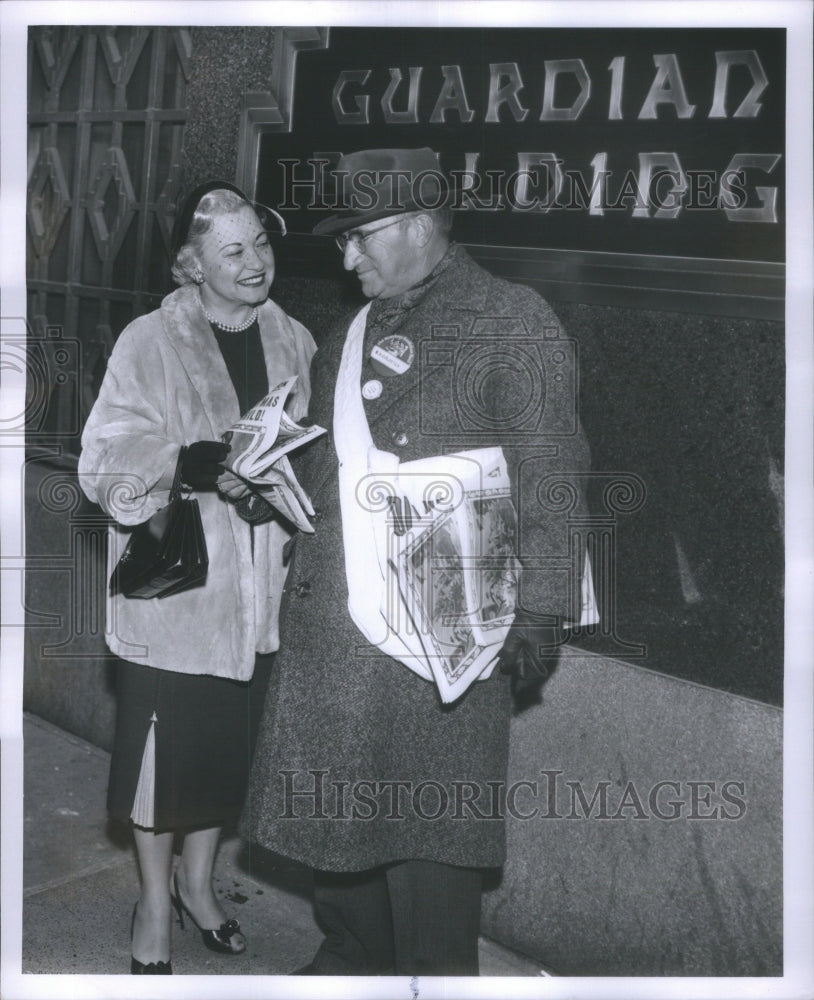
[{"left": 170, "top": 446, "right": 187, "bottom": 503}]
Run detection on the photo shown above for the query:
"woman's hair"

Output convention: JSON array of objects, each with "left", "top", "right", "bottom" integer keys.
[{"left": 171, "top": 188, "right": 251, "bottom": 285}]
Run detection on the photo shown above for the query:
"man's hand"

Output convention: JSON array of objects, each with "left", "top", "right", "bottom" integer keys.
[
  {"left": 219, "top": 465, "right": 293, "bottom": 522},
  {"left": 217, "top": 469, "right": 252, "bottom": 500},
  {"left": 497, "top": 609, "right": 567, "bottom": 701},
  {"left": 218, "top": 460, "right": 291, "bottom": 502}
]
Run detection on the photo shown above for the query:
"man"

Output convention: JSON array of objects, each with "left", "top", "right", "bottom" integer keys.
[{"left": 244, "top": 148, "right": 591, "bottom": 975}]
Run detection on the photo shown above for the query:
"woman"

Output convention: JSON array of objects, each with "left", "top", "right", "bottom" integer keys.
[{"left": 78, "top": 182, "right": 316, "bottom": 974}]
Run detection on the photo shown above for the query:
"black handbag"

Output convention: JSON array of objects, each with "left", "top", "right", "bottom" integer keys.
[{"left": 109, "top": 447, "right": 209, "bottom": 599}]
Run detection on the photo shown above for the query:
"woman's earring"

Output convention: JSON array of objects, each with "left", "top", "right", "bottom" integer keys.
[{"left": 192, "top": 267, "right": 204, "bottom": 284}]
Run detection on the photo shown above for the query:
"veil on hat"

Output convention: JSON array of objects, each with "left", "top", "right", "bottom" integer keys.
[{"left": 170, "top": 180, "right": 287, "bottom": 258}]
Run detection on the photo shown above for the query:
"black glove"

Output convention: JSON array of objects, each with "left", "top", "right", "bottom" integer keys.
[
  {"left": 498, "top": 609, "right": 567, "bottom": 704},
  {"left": 180, "top": 440, "right": 229, "bottom": 490}
]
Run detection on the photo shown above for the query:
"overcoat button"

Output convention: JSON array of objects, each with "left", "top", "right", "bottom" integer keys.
[
  {"left": 295, "top": 580, "right": 312, "bottom": 597},
  {"left": 392, "top": 431, "right": 409, "bottom": 447}
]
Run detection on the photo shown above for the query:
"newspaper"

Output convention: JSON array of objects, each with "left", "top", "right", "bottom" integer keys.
[
  {"left": 221, "top": 375, "right": 326, "bottom": 533},
  {"left": 382, "top": 448, "right": 521, "bottom": 703}
]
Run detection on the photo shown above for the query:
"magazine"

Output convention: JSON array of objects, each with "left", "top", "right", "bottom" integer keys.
[
  {"left": 383, "top": 448, "right": 521, "bottom": 703},
  {"left": 221, "top": 375, "right": 326, "bottom": 533}
]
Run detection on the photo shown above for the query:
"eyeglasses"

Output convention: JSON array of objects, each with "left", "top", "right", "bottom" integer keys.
[{"left": 335, "top": 215, "right": 407, "bottom": 254}]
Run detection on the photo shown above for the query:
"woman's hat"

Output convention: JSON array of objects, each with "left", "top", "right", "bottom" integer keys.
[
  {"left": 312, "top": 148, "right": 449, "bottom": 236},
  {"left": 170, "top": 180, "right": 287, "bottom": 256}
]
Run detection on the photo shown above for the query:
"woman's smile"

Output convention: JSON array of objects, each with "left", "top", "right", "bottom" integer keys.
[{"left": 195, "top": 204, "right": 275, "bottom": 322}]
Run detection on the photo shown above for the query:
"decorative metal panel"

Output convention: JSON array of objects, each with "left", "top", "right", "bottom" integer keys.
[{"left": 27, "top": 26, "right": 191, "bottom": 449}]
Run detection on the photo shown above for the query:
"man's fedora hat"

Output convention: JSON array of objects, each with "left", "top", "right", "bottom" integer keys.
[{"left": 312, "top": 147, "right": 449, "bottom": 236}]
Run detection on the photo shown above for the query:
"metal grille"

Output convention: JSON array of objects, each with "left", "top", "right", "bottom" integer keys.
[{"left": 27, "top": 26, "right": 191, "bottom": 448}]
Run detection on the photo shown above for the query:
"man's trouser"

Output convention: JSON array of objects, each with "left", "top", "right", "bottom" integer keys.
[{"left": 308, "top": 859, "right": 483, "bottom": 975}]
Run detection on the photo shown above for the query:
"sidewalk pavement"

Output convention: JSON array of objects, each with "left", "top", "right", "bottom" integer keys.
[{"left": 21, "top": 712, "right": 543, "bottom": 978}]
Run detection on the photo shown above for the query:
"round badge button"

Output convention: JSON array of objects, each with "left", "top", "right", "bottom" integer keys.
[{"left": 362, "top": 379, "right": 383, "bottom": 400}]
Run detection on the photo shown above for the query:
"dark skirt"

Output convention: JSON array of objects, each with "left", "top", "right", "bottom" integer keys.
[{"left": 107, "top": 654, "right": 273, "bottom": 832}]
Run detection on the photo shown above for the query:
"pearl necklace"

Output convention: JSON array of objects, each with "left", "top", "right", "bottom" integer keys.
[{"left": 198, "top": 293, "right": 257, "bottom": 332}]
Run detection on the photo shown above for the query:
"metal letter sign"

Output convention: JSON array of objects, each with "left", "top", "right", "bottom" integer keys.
[{"left": 246, "top": 27, "right": 784, "bottom": 318}]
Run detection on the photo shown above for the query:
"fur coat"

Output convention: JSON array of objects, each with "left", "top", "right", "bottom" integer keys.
[{"left": 78, "top": 283, "right": 316, "bottom": 680}]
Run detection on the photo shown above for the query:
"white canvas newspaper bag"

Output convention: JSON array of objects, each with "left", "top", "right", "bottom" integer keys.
[
  {"left": 334, "top": 304, "right": 434, "bottom": 678},
  {"left": 334, "top": 304, "right": 598, "bottom": 699}
]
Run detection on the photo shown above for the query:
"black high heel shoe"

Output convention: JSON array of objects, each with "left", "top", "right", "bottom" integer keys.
[
  {"left": 130, "top": 903, "right": 172, "bottom": 975},
  {"left": 171, "top": 872, "right": 246, "bottom": 955}
]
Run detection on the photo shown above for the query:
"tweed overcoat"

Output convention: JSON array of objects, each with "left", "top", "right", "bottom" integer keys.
[
  {"left": 244, "top": 247, "right": 589, "bottom": 870},
  {"left": 78, "top": 283, "right": 316, "bottom": 680}
]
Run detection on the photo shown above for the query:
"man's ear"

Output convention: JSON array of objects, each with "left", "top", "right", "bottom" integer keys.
[{"left": 410, "top": 212, "right": 435, "bottom": 248}]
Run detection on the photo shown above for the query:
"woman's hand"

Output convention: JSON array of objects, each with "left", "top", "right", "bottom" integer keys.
[{"left": 181, "top": 440, "right": 230, "bottom": 489}]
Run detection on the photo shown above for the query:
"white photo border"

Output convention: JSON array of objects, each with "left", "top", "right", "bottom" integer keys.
[{"left": 2, "top": 3, "right": 812, "bottom": 999}]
